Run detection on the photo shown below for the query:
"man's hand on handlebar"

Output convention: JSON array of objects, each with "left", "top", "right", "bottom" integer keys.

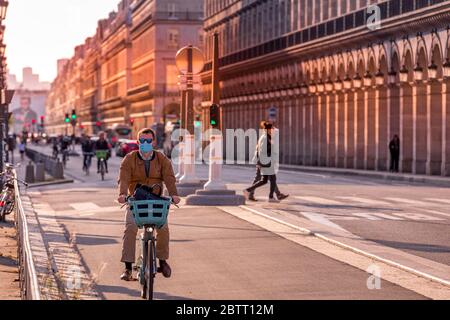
[
  {"left": 117, "top": 194, "right": 127, "bottom": 204},
  {"left": 172, "top": 196, "right": 181, "bottom": 205}
]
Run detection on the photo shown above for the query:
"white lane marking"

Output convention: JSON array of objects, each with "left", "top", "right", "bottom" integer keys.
[
  {"left": 338, "top": 197, "right": 390, "bottom": 206},
  {"left": 70, "top": 202, "right": 101, "bottom": 211},
  {"left": 295, "top": 196, "right": 344, "bottom": 206},
  {"left": 384, "top": 198, "right": 434, "bottom": 206},
  {"left": 350, "top": 212, "right": 405, "bottom": 221},
  {"left": 425, "top": 198, "right": 450, "bottom": 205},
  {"left": 300, "top": 212, "right": 347, "bottom": 231},
  {"left": 391, "top": 212, "right": 445, "bottom": 221},
  {"left": 421, "top": 209, "right": 450, "bottom": 219}
]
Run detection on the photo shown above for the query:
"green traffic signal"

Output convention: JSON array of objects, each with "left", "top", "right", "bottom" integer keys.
[
  {"left": 71, "top": 114, "right": 77, "bottom": 120},
  {"left": 210, "top": 120, "right": 217, "bottom": 125},
  {"left": 65, "top": 118, "right": 70, "bottom": 123}
]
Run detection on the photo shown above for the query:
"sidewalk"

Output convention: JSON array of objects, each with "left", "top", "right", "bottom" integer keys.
[
  {"left": 271, "top": 163, "right": 450, "bottom": 187},
  {"left": 0, "top": 215, "right": 20, "bottom": 300}
]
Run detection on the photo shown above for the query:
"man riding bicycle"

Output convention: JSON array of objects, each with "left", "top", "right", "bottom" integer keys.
[
  {"left": 81, "top": 135, "right": 94, "bottom": 172},
  {"left": 94, "top": 132, "right": 111, "bottom": 174},
  {"left": 117, "top": 128, "right": 180, "bottom": 281}
]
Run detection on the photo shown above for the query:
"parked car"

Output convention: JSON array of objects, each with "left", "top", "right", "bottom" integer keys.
[{"left": 116, "top": 140, "right": 139, "bottom": 157}]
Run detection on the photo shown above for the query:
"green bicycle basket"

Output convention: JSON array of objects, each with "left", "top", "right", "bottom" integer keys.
[
  {"left": 128, "top": 197, "right": 171, "bottom": 228},
  {"left": 96, "top": 150, "right": 108, "bottom": 159}
]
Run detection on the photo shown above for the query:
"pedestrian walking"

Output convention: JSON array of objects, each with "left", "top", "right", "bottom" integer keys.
[
  {"left": 244, "top": 122, "right": 288, "bottom": 202},
  {"left": 389, "top": 135, "right": 400, "bottom": 173},
  {"left": 246, "top": 121, "right": 288, "bottom": 202}
]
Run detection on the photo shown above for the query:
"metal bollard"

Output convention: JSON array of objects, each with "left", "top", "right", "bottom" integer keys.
[
  {"left": 53, "top": 160, "right": 64, "bottom": 179},
  {"left": 25, "top": 161, "right": 35, "bottom": 184},
  {"left": 35, "top": 161, "right": 45, "bottom": 182}
]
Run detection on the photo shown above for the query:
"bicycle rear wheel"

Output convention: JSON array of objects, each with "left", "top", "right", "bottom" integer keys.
[{"left": 146, "top": 239, "right": 156, "bottom": 300}]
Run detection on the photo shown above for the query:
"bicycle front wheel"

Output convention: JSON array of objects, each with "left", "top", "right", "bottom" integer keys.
[{"left": 146, "top": 239, "right": 156, "bottom": 300}]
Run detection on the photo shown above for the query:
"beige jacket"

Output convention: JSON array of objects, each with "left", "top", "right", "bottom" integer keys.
[{"left": 118, "top": 150, "right": 178, "bottom": 197}]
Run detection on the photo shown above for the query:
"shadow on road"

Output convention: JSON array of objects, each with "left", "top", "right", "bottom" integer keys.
[{"left": 368, "top": 239, "right": 450, "bottom": 253}]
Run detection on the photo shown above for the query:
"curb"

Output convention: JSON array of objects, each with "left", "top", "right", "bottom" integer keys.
[
  {"left": 27, "top": 179, "right": 74, "bottom": 188},
  {"left": 228, "top": 163, "right": 450, "bottom": 188},
  {"left": 239, "top": 205, "right": 450, "bottom": 288}
]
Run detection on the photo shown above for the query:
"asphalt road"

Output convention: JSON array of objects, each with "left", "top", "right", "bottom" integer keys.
[{"left": 19, "top": 144, "right": 450, "bottom": 299}]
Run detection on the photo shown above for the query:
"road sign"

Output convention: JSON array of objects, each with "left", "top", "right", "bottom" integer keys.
[
  {"left": 175, "top": 46, "right": 205, "bottom": 75},
  {"left": 268, "top": 106, "right": 277, "bottom": 122}
]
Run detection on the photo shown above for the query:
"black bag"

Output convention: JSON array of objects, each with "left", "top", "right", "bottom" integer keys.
[{"left": 133, "top": 184, "right": 164, "bottom": 201}]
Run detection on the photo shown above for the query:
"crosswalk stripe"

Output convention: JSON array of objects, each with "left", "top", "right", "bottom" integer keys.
[
  {"left": 384, "top": 198, "right": 433, "bottom": 206},
  {"left": 425, "top": 198, "right": 450, "bottom": 205},
  {"left": 337, "top": 197, "right": 389, "bottom": 206},
  {"left": 295, "top": 196, "right": 344, "bottom": 206},
  {"left": 70, "top": 202, "right": 101, "bottom": 211}
]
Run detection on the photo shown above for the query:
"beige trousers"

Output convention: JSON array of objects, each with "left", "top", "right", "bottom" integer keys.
[{"left": 121, "top": 208, "right": 170, "bottom": 263}]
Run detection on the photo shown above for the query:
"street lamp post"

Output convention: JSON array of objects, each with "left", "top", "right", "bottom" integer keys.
[
  {"left": 175, "top": 45, "right": 204, "bottom": 194},
  {"left": 185, "top": 32, "right": 244, "bottom": 206}
]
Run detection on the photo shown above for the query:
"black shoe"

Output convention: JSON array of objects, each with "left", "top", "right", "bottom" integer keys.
[
  {"left": 157, "top": 260, "right": 172, "bottom": 278},
  {"left": 248, "top": 194, "right": 258, "bottom": 201},
  {"left": 277, "top": 194, "right": 289, "bottom": 201}
]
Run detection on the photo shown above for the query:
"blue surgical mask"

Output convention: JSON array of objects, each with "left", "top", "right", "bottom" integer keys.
[{"left": 140, "top": 142, "right": 153, "bottom": 154}]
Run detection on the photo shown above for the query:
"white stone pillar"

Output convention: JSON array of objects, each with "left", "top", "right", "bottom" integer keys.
[
  {"left": 204, "top": 134, "right": 226, "bottom": 190},
  {"left": 179, "top": 134, "right": 200, "bottom": 184}
]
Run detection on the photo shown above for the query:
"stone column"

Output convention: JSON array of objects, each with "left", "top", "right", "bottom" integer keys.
[
  {"left": 337, "top": 91, "right": 345, "bottom": 168},
  {"left": 328, "top": 92, "right": 336, "bottom": 167},
  {"left": 427, "top": 80, "right": 443, "bottom": 175},
  {"left": 414, "top": 82, "right": 427, "bottom": 175},
  {"left": 319, "top": 92, "right": 327, "bottom": 166},
  {"left": 377, "top": 86, "right": 388, "bottom": 171},
  {"left": 298, "top": 92, "right": 305, "bottom": 165},
  {"left": 401, "top": 83, "right": 414, "bottom": 173},
  {"left": 442, "top": 79, "right": 450, "bottom": 176},
  {"left": 312, "top": 93, "right": 319, "bottom": 166},
  {"left": 346, "top": 89, "right": 355, "bottom": 169},
  {"left": 304, "top": 95, "right": 310, "bottom": 165}
]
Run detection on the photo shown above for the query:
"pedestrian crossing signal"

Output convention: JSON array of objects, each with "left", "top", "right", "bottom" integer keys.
[
  {"left": 65, "top": 113, "right": 70, "bottom": 123},
  {"left": 209, "top": 104, "right": 220, "bottom": 129}
]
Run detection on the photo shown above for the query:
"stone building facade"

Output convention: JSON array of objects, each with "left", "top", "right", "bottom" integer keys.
[
  {"left": 46, "top": 0, "right": 203, "bottom": 136},
  {"left": 201, "top": 0, "right": 450, "bottom": 176}
]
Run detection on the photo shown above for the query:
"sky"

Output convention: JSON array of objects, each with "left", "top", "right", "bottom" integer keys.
[{"left": 5, "top": 0, "right": 120, "bottom": 83}]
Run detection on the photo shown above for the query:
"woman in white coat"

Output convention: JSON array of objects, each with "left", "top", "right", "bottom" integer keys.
[{"left": 244, "top": 122, "right": 288, "bottom": 202}]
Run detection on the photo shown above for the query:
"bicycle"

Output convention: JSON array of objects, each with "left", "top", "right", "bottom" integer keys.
[
  {"left": 124, "top": 192, "right": 176, "bottom": 300},
  {"left": 83, "top": 152, "right": 94, "bottom": 176},
  {"left": 0, "top": 163, "right": 28, "bottom": 222},
  {"left": 96, "top": 150, "right": 108, "bottom": 181}
]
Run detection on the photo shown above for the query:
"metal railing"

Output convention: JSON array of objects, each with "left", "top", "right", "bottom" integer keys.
[{"left": 14, "top": 169, "right": 41, "bottom": 300}]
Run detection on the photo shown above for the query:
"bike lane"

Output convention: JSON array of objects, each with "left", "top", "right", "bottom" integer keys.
[{"left": 26, "top": 186, "right": 426, "bottom": 300}]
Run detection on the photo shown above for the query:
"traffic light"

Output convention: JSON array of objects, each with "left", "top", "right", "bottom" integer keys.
[
  {"left": 71, "top": 109, "right": 77, "bottom": 120},
  {"left": 209, "top": 104, "right": 220, "bottom": 128},
  {"left": 95, "top": 121, "right": 102, "bottom": 128},
  {"left": 65, "top": 113, "right": 70, "bottom": 123},
  {"left": 130, "top": 118, "right": 135, "bottom": 126},
  {"left": 31, "top": 119, "right": 36, "bottom": 125},
  {"left": 40, "top": 115, "right": 45, "bottom": 123}
]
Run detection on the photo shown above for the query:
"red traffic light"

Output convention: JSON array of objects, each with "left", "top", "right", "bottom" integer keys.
[
  {"left": 96, "top": 121, "right": 102, "bottom": 127},
  {"left": 40, "top": 116, "right": 45, "bottom": 121},
  {"left": 130, "top": 118, "right": 135, "bottom": 125},
  {"left": 31, "top": 119, "right": 37, "bottom": 125}
]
